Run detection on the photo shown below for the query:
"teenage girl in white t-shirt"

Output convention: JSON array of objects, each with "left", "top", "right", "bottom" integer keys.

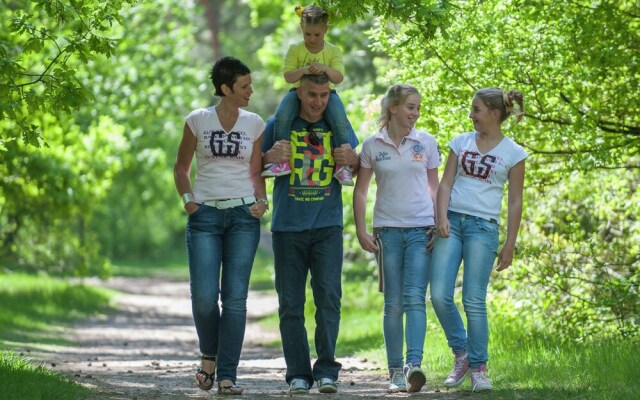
[
  {"left": 431, "top": 87, "right": 527, "bottom": 393},
  {"left": 354, "top": 84, "right": 440, "bottom": 393}
]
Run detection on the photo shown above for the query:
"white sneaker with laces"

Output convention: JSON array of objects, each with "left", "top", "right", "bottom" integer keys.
[
  {"left": 470, "top": 365, "right": 493, "bottom": 392},
  {"left": 444, "top": 352, "right": 470, "bottom": 387},
  {"left": 333, "top": 165, "right": 354, "bottom": 186},
  {"left": 403, "top": 362, "right": 426, "bottom": 393},
  {"left": 388, "top": 368, "right": 407, "bottom": 393}
]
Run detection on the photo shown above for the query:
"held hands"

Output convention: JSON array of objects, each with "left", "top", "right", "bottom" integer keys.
[{"left": 333, "top": 144, "right": 358, "bottom": 167}]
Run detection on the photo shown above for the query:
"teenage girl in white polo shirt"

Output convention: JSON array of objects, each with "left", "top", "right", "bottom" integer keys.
[
  {"left": 354, "top": 84, "right": 440, "bottom": 393},
  {"left": 430, "top": 87, "right": 527, "bottom": 393}
]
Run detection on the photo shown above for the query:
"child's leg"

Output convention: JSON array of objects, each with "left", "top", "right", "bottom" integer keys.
[
  {"left": 273, "top": 89, "right": 300, "bottom": 142},
  {"left": 323, "top": 91, "right": 352, "bottom": 146},
  {"left": 262, "top": 89, "right": 298, "bottom": 178},
  {"left": 324, "top": 91, "right": 354, "bottom": 186}
]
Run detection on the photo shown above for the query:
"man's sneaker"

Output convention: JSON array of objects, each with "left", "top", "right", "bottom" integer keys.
[
  {"left": 289, "top": 378, "right": 310, "bottom": 394},
  {"left": 261, "top": 162, "right": 291, "bottom": 177},
  {"left": 403, "top": 362, "right": 427, "bottom": 393},
  {"left": 444, "top": 352, "right": 469, "bottom": 388},
  {"left": 470, "top": 365, "right": 493, "bottom": 392},
  {"left": 388, "top": 368, "right": 407, "bottom": 393},
  {"left": 316, "top": 377, "right": 338, "bottom": 394},
  {"left": 333, "top": 165, "right": 354, "bottom": 186}
]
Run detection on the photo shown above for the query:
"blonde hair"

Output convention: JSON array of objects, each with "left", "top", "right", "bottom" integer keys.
[
  {"left": 295, "top": 5, "right": 329, "bottom": 25},
  {"left": 475, "top": 87, "right": 525, "bottom": 123},
  {"left": 378, "top": 84, "right": 421, "bottom": 129}
]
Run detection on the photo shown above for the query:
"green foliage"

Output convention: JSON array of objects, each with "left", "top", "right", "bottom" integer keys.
[
  {"left": 0, "top": 350, "right": 91, "bottom": 400},
  {"left": 502, "top": 169, "right": 639, "bottom": 340},
  {"left": 0, "top": 115, "right": 127, "bottom": 276},
  {"left": 324, "top": 0, "right": 639, "bottom": 340},
  {"left": 0, "top": 0, "right": 136, "bottom": 147}
]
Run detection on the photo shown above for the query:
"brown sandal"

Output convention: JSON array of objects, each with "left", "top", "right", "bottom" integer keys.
[
  {"left": 218, "top": 379, "right": 244, "bottom": 395},
  {"left": 195, "top": 355, "right": 216, "bottom": 391}
]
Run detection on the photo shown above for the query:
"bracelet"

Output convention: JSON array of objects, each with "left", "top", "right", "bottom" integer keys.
[{"left": 181, "top": 192, "right": 195, "bottom": 205}]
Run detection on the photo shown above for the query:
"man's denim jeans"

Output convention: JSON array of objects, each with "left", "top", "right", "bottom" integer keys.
[
  {"left": 186, "top": 204, "right": 260, "bottom": 382},
  {"left": 430, "top": 211, "right": 499, "bottom": 368},
  {"left": 376, "top": 227, "right": 432, "bottom": 369},
  {"left": 272, "top": 226, "right": 343, "bottom": 385}
]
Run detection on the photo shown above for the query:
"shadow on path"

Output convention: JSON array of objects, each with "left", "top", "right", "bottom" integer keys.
[{"left": 23, "top": 277, "right": 464, "bottom": 399}]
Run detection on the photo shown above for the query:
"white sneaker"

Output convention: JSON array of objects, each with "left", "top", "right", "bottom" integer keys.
[
  {"left": 470, "top": 365, "right": 493, "bottom": 392},
  {"left": 388, "top": 368, "right": 407, "bottom": 393},
  {"left": 403, "top": 362, "right": 426, "bottom": 393},
  {"left": 333, "top": 165, "right": 354, "bottom": 186},
  {"left": 444, "top": 352, "right": 469, "bottom": 387}
]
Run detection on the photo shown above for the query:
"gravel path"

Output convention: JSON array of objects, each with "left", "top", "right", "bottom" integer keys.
[{"left": 26, "top": 277, "right": 462, "bottom": 399}]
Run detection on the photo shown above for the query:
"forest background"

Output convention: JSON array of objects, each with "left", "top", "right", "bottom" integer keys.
[{"left": 1, "top": 0, "right": 638, "bottom": 344}]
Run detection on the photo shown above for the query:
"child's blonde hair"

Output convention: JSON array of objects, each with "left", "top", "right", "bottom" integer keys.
[
  {"left": 295, "top": 5, "right": 329, "bottom": 25},
  {"left": 378, "top": 84, "right": 421, "bottom": 129}
]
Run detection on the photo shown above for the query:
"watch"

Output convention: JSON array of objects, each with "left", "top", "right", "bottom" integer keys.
[
  {"left": 256, "top": 197, "right": 269, "bottom": 209},
  {"left": 181, "top": 192, "right": 195, "bottom": 205}
]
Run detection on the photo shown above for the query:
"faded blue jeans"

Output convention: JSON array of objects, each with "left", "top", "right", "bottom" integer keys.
[
  {"left": 375, "top": 227, "right": 432, "bottom": 370},
  {"left": 430, "top": 211, "right": 499, "bottom": 368},
  {"left": 186, "top": 203, "right": 260, "bottom": 383},
  {"left": 272, "top": 226, "right": 343, "bottom": 386}
]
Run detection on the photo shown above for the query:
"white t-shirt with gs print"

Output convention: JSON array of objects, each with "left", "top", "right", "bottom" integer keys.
[
  {"left": 360, "top": 127, "right": 441, "bottom": 228},
  {"left": 448, "top": 131, "right": 528, "bottom": 224},
  {"left": 185, "top": 107, "right": 265, "bottom": 202}
]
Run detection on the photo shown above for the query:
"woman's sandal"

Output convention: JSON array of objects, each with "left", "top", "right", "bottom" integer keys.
[
  {"left": 195, "top": 355, "right": 216, "bottom": 391},
  {"left": 218, "top": 379, "right": 244, "bottom": 395}
]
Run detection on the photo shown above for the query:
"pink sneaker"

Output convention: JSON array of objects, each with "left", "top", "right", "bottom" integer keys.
[
  {"left": 261, "top": 162, "right": 291, "bottom": 177},
  {"left": 333, "top": 165, "right": 353, "bottom": 186},
  {"left": 470, "top": 364, "right": 492, "bottom": 392},
  {"left": 444, "top": 352, "right": 469, "bottom": 388}
]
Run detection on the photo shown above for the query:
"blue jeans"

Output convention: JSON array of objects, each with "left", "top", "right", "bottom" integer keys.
[
  {"left": 274, "top": 89, "right": 352, "bottom": 146},
  {"left": 430, "top": 211, "right": 499, "bottom": 368},
  {"left": 375, "top": 227, "right": 432, "bottom": 369},
  {"left": 186, "top": 203, "right": 260, "bottom": 383},
  {"left": 272, "top": 226, "right": 343, "bottom": 385}
]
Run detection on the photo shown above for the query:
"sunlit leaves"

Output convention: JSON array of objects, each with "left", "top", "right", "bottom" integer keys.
[{"left": 0, "top": 0, "right": 136, "bottom": 146}]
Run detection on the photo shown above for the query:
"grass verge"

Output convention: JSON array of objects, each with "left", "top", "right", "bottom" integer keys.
[
  {"left": 0, "top": 350, "right": 90, "bottom": 400},
  {"left": 307, "top": 279, "right": 640, "bottom": 400},
  {"left": 0, "top": 272, "right": 116, "bottom": 400}
]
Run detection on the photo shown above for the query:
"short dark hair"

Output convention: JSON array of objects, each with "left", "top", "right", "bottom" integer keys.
[
  {"left": 210, "top": 57, "right": 251, "bottom": 97},
  {"left": 300, "top": 73, "right": 330, "bottom": 86}
]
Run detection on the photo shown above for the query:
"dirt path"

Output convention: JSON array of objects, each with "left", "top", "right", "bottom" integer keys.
[{"left": 27, "top": 277, "right": 461, "bottom": 399}]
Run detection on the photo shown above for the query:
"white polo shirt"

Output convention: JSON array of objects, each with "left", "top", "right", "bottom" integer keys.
[
  {"left": 185, "top": 107, "right": 265, "bottom": 202},
  {"left": 448, "top": 131, "right": 528, "bottom": 224},
  {"left": 360, "top": 127, "right": 441, "bottom": 228}
]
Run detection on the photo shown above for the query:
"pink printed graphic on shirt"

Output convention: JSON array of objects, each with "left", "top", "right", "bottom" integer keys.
[{"left": 459, "top": 150, "right": 500, "bottom": 184}]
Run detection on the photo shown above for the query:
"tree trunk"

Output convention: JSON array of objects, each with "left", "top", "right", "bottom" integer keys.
[{"left": 199, "top": 0, "right": 223, "bottom": 60}]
